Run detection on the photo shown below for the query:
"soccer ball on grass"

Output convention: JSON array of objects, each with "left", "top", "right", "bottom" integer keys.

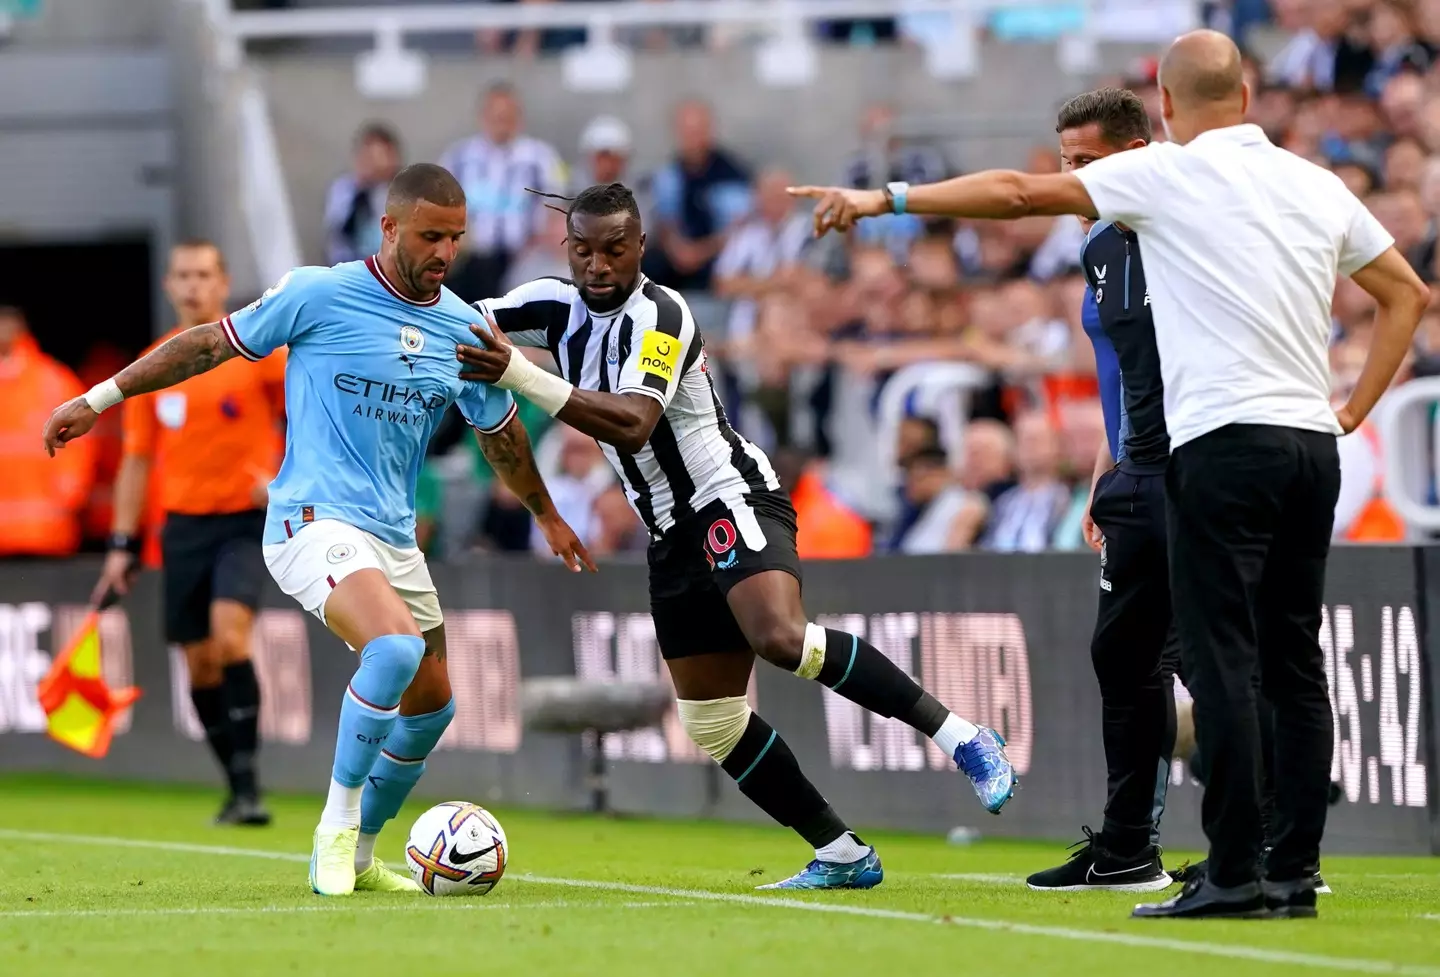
[{"left": 404, "top": 801, "right": 508, "bottom": 896}]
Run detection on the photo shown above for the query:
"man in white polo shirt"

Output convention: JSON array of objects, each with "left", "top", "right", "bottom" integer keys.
[{"left": 790, "top": 29, "right": 1429, "bottom": 921}]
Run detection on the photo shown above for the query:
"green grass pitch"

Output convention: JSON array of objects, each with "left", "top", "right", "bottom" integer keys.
[{"left": 1, "top": 774, "right": 1437, "bottom": 977}]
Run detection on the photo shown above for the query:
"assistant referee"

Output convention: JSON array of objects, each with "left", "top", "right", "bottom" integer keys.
[
  {"left": 95, "top": 240, "right": 287, "bottom": 827},
  {"left": 792, "top": 30, "right": 1428, "bottom": 921}
]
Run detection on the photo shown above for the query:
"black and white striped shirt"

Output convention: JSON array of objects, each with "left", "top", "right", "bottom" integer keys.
[
  {"left": 476, "top": 277, "right": 780, "bottom": 539},
  {"left": 438, "top": 134, "right": 566, "bottom": 254}
]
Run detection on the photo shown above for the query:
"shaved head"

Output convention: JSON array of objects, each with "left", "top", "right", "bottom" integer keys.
[
  {"left": 1160, "top": 29, "right": 1244, "bottom": 108},
  {"left": 1156, "top": 29, "right": 1250, "bottom": 143},
  {"left": 386, "top": 162, "right": 466, "bottom": 214}
]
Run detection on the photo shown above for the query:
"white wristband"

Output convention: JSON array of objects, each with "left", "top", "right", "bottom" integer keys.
[
  {"left": 83, "top": 378, "right": 124, "bottom": 414},
  {"left": 496, "top": 345, "right": 573, "bottom": 417}
]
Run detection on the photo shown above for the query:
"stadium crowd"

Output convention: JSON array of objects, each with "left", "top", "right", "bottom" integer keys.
[{"left": 4, "top": 0, "right": 1436, "bottom": 563}]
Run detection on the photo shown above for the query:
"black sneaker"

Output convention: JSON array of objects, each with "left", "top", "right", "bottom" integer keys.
[
  {"left": 215, "top": 794, "right": 273, "bottom": 827},
  {"left": 1026, "top": 826, "right": 1172, "bottom": 892}
]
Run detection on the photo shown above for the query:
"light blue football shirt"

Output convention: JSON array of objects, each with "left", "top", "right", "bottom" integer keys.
[{"left": 222, "top": 257, "right": 516, "bottom": 548}]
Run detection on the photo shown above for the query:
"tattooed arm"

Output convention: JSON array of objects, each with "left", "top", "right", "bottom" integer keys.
[
  {"left": 475, "top": 416, "right": 598, "bottom": 572},
  {"left": 116, "top": 323, "right": 239, "bottom": 397},
  {"left": 43, "top": 323, "right": 240, "bottom": 456},
  {"left": 476, "top": 412, "right": 557, "bottom": 520}
]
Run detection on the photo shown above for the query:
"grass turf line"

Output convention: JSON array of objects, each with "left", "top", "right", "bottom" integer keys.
[{"left": 0, "top": 774, "right": 1437, "bottom": 977}]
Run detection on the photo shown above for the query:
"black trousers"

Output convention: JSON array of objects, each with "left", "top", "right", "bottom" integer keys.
[
  {"left": 1089, "top": 467, "right": 1179, "bottom": 853},
  {"left": 1166, "top": 424, "right": 1340, "bottom": 887}
]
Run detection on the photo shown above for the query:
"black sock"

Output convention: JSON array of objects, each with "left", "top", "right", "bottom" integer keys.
[
  {"left": 222, "top": 660, "right": 262, "bottom": 799},
  {"left": 816, "top": 629, "right": 939, "bottom": 732},
  {"left": 190, "top": 684, "right": 235, "bottom": 785},
  {"left": 720, "top": 713, "right": 849, "bottom": 849}
]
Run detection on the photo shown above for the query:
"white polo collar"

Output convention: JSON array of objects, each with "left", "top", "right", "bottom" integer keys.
[{"left": 1187, "top": 123, "right": 1270, "bottom": 148}]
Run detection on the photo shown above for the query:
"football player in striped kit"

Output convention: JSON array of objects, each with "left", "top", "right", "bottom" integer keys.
[{"left": 457, "top": 183, "right": 1017, "bottom": 890}]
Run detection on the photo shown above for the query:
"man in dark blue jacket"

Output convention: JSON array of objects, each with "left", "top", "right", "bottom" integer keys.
[{"left": 1026, "top": 88, "right": 1179, "bottom": 893}]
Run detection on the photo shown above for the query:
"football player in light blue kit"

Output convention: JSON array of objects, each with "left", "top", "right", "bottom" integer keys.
[{"left": 43, "top": 163, "right": 593, "bottom": 897}]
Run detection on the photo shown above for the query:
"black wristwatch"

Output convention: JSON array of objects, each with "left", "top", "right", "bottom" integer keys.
[{"left": 108, "top": 533, "right": 141, "bottom": 555}]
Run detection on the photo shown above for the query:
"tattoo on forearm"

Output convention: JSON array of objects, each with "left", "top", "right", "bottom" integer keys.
[
  {"left": 477, "top": 420, "right": 552, "bottom": 517},
  {"left": 478, "top": 421, "right": 523, "bottom": 477},
  {"left": 116, "top": 323, "right": 237, "bottom": 398}
]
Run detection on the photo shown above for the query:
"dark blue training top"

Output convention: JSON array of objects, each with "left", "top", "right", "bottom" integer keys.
[
  {"left": 1078, "top": 221, "right": 1170, "bottom": 474},
  {"left": 1081, "top": 286, "right": 1122, "bottom": 461}
]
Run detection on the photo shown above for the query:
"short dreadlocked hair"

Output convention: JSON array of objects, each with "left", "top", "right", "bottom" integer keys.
[{"left": 526, "top": 182, "right": 641, "bottom": 229}]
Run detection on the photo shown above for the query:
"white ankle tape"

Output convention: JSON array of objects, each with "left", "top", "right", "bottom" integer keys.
[{"left": 676, "top": 696, "right": 751, "bottom": 763}]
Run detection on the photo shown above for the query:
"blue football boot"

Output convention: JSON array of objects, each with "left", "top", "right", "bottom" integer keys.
[
  {"left": 756, "top": 848, "right": 884, "bottom": 891},
  {"left": 956, "top": 726, "right": 1016, "bottom": 814}
]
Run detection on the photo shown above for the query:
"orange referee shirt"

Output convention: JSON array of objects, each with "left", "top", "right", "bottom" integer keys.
[{"left": 121, "top": 327, "right": 287, "bottom": 517}]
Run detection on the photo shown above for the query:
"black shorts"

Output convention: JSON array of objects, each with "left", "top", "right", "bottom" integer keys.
[
  {"left": 649, "top": 492, "right": 802, "bottom": 660},
  {"left": 1091, "top": 467, "right": 1178, "bottom": 677},
  {"left": 160, "top": 510, "right": 267, "bottom": 645}
]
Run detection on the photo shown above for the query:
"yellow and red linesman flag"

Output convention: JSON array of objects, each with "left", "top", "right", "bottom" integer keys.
[{"left": 35, "top": 609, "right": 141, "bottom": 758}]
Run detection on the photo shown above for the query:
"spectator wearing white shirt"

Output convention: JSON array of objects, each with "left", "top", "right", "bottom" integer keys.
[
  {"left": 790, "top": 28, "right": 1427, "bottom": 922},
  {"left": 323, "top": 123, "right": 401, "bottom": 266},
  {"left": 712, "top": 169, "right": 813, "bottom": 342},
  {"left": 529, "top": 425, "right": 613, "bottom": 560},
  {"left": 573, "top": 116, "right": 633, "bottom": 192},
  {"left": 977, "top": 412, "right": 1070, "bottom": 553},
  {"left": 711, "top": 168, "right": 814, "bottom": 448},
  {"left": 439, "top": 82, "right": 567, "bottom": 302}
]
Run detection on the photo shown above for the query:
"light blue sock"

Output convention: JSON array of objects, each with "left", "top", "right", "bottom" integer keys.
[
  {"left": 359, "top": 698, "right": 455, "bottom": 842},
  {"left": 320, "top": 634, "right": 425, "bottom": 828}
]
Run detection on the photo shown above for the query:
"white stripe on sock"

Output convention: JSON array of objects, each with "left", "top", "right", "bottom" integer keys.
[{"left": 345, "top": 687, "right": 399, "bottom": 716}]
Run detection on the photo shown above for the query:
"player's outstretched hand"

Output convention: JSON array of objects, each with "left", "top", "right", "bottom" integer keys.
[
  {"left": 786, "top": 185, "right": 888, "bottom": 237},
  {"left": 42, "top": 397, "right": 99, "bottom": 457},
  {"left": 536, "top": 513, "right": 599, "bottom": 574},
  {"left": 457, "top": 316, "right": 515, "bottom": 384}
]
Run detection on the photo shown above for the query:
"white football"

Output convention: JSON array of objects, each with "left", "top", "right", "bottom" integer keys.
[{"left": 404, "top": 801, "right": 509, "bottom": 896}]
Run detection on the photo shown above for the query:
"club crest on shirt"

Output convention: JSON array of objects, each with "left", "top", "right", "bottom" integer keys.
[
  {"left": 400, "top": 325, "right": 425, "bottom": 354},
  {"left": 607, "top": 328, "right": 620, "bottom": 366},
  {"left": 1095, "top": 287, "right": 1104, "bottom": 305},
  {"left": 156, "top": 392, "right": 187, "bottom": 430}
]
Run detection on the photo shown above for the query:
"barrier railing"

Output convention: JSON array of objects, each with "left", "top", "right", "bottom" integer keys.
[
  {"left": 225, "top": 0, "right": 1096, "bottom": 40},
  {"left": 217, "top": 0, "right": 1198, "bottom": 89},
  {"left": 1381, "top": 377, "right": 1440, "bottom": 531}
]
